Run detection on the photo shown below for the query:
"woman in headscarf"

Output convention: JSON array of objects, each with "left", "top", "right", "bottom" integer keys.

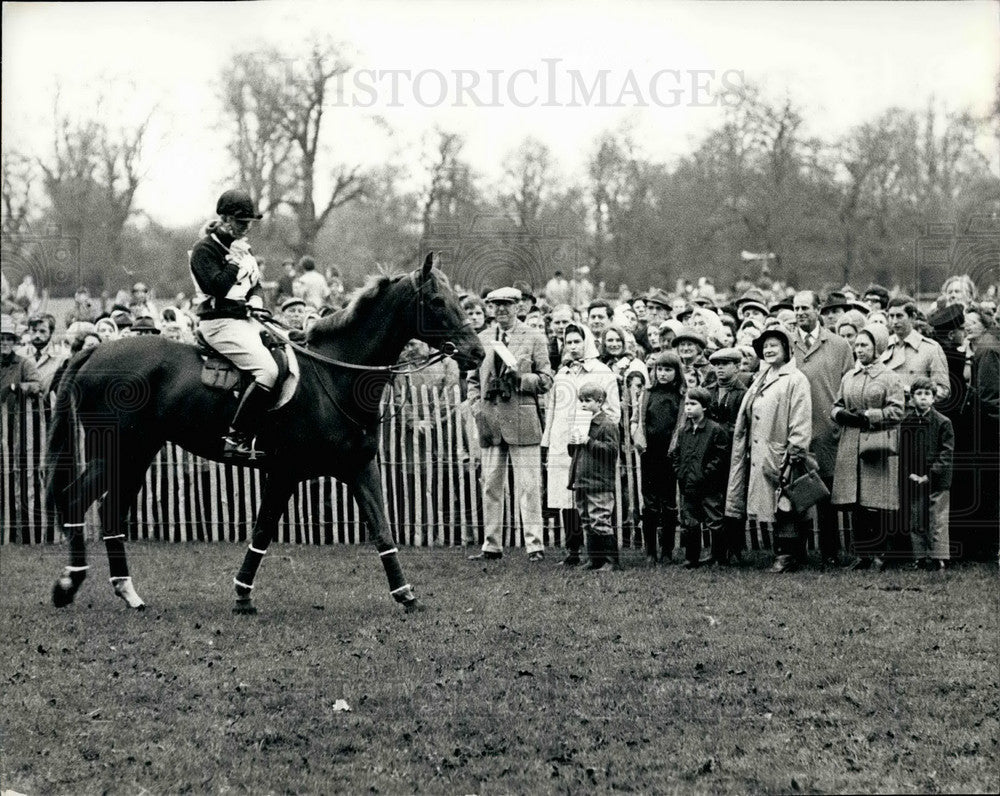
[
  {"left": 831, "top": 323, "right": 905, "bottom": 570},
  {"left": 542, "top": 322, "right": 621, "bottom": 566},
  {"left": 725, "top": 327, "right": 813, "bottom": 572}
]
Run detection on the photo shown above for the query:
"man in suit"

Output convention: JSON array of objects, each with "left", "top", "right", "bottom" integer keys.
[
  {"left": 791, "top": 290, "right": 855, "bottom": 566},
  {"left": 468, "top": 287, "right": 554, "bottom": 562},
  {"left": 881, "top": 297, "right": 950, "bottom": 403}
]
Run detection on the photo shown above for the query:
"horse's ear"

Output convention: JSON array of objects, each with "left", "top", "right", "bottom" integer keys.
[{"left": 421, "top": 252, "right": 435, "bottom": 278}]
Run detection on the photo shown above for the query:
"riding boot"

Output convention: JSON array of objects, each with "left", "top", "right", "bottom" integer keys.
[{"left": 224, "top": 381, "right": 275, "bottom": 459}]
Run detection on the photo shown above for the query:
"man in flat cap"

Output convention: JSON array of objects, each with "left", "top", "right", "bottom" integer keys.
[{"left": 467, "top": 287, "right": 553, "bottom": 562}]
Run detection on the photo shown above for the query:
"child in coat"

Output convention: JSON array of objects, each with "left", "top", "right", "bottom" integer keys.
[
  {"left": 670, "top": 387, "right": 730, "bottom": 568},
  {"left": 568, "top": 383, "right": 621, "bottom": 571},
  {"left": 899, "top": 377, "right": 954, "bottom": 569},
  {"left": 631, "top": 351, "right": 685, "bottom": 564}
]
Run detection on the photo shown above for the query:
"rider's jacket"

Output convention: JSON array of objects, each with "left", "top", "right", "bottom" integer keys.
[{"left": 190, "top": 222, "right": 265, "bottom": 320}]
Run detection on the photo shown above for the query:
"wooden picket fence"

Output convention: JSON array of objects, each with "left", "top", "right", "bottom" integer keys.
[
  {"left": 1, "top": 385, "right": 841, "bottom": 552},
  {"left": 0, "top": 385, "right": 656, "bottom": 549}
]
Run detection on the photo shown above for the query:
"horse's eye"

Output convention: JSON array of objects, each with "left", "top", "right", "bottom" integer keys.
[{"left": 428, "top": 296, "right": 446, "bottom": 310}]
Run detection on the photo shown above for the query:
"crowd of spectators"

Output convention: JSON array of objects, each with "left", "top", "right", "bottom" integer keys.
[{"left": 2, "top": 263, "right": 997, "bottom": 569}]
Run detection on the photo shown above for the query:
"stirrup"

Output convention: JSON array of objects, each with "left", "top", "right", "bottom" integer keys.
[{"left": 223, "top": 434, "right": 265, "bottom": 461}]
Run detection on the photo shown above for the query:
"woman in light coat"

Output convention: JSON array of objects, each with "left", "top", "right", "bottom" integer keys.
[
  {"left": 725, "top": 327, "right": 813, "bottom": 572},
  {"left": 542, "top": 323, "right": 621, "bottom": 565},
  {"left": 831, "top": 324, "right": 906, "bottom": 569}
]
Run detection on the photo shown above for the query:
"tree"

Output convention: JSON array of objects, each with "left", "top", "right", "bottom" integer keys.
[
  {"left": 220, "top": 39, "right": 368, "bottom": 258},
  {"left": 36, "top": 96, "right": 151, "bottom": 293}
]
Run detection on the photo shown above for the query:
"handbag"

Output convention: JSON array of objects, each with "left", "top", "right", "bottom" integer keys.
[
  {"left": 779, "top": 455, "right": 829, "bottom": 514},
  {"left": 858, "top": 428, "right": 898, "bottom": 462}
]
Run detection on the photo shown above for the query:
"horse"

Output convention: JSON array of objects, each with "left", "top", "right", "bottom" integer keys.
[{"left": 47, "top": 254, "right": 485, "bottom": 613}]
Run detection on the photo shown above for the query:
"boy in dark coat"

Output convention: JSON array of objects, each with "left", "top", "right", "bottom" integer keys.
[
  {"left": 708, "top": 347, "right": 748, "bottom": 562},
  {"left": 568, "top": 383, "right": 621, "bottom": 571},
  {"left": 670, "top": 387, "right": 730, "bottom": 568},
  {"left": 899, "top": 377, "right": 954, "bottom": 569}
]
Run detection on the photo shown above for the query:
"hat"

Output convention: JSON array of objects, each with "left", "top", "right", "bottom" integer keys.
[
  {"left": 846, "top": 301, "right": 870, "bottom": 315},
  {"left": 671, "top": 327, "right": 707, "bottom": 350},
  {"left": 110, "top": 310, "right": 134, "bottom": 329},
  {"left": 131, "top": 316, "right": 160, "bottom": 335},
  {"left": 512, "top": 280, "right": 536, "bottom": 302},
  {"left": 769, "top": 299, "right": 794, "bottom": 313},
  {"left": 27, "top": 313, "right": 51, "bottom": 328},
  {"left": 675, "top": 306, "right": 695, "bottom": 323},
  {"left": 837, "top": 309, "right": 868, "bottom": 333},
  {"left": 862, "top": 284, "right": 890, "bottom": 309},
  {"left": 0, "top": 315, "right": 18, "bottom": 337},
  {"left": 132, "top": 282, "right": 148, "bottom": 293},
  {"left": 858, "top": 323, "right": 889, "bottom": 356},
  {"left": 738, "top": 300, "right": 769, "bottom": 317},
  {"left": 216, "top": 189, "right": 263, "bottom": 220},
  {"left": 658, "top": 319, "right": 685, "bottom": 338},
  {"left": 66, "top": 321, "right": 98, "bottom": 339},
  {"left": 735, "top": 288, "right": 768, "bottom": 307},
  {"left": 928, "top": 303, "right": 965, "bottom": 332},
  {"left": 281, "top": 297, "right": 306, "bottom": 312},
  {"left": 484, "top": 287, "right": 522, "bottom": 304},
  {"left": 709, "top": 347, "right": 742, "bottom": 365},
  {"left": 692, "top": 296, "right": 717, "bottom": 311},
  {"left": 644, "top": 288, "right": 672, "bottom": 309},
  {"left": 820, "top": 292, "right": 849, "bottom": 314},
  {"left": 751, "top": 326, "right": 793, "bottom": 360}
]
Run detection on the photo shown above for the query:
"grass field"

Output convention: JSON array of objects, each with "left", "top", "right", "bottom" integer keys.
[{"left": 1, "top": 543, "right": 998, "bottom": 794}]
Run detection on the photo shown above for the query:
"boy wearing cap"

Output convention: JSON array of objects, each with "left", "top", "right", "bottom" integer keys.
[
  {"left": 670, "top": 387, "right": 729, "bottom": 568},
  {"left": 190, "top": 189, "right": 275, "bottom": 459},
  {"left": 707, "top": 347, "right": 747, "bottom": 562}
]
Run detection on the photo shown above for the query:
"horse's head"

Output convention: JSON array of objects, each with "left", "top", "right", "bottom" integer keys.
[{"left": 411, "top": 253, "right": 485, "bottom": 371}]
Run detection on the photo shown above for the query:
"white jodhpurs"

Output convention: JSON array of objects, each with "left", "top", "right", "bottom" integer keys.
[{"left": 198, "top": 317, "right": 279, "bottom": 388}]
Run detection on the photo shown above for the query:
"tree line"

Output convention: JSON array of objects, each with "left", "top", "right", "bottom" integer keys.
[{"left": 3, "top": 38, "right": 998, "bottom": 300}]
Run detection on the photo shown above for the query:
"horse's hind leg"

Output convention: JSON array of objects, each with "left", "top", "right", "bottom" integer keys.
[
  {"left": 101, "top": 449, "right": 156, "bottom": 609},
  {"left": 52, "top": 462, "right": 106, "bottom": 608}
]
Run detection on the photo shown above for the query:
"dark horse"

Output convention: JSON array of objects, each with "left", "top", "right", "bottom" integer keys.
[{"left": 48, "top": 254, "right": 484, "bottom": 613}]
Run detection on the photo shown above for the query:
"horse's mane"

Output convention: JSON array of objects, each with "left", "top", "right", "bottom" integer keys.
[{"left": 306, "top": 269, "right": 405, "bottom": 344}]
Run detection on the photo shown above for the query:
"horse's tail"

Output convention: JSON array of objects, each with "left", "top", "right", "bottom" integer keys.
[{"left": 45, "top": 347, "right": 98, "bottom": 514}]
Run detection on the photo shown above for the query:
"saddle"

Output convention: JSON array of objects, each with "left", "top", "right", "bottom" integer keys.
[{"left": 196, "top": 329, "right": 290, "bottom": 393}]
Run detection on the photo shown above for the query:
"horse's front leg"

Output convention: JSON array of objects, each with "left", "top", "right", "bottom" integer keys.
[
  {"left": 351, "top": 460, "right": 421, "bottom": 611},
  {"left": 233, "top": 470, "right": 296, "bottom": 614}
]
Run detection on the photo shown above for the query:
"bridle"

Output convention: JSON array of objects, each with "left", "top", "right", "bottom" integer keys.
[
  {"left": 258, "top": 269, "right": 467, "bottom": 374},
  {"left": 258, "top": 267, "right": 473, "bottom": 430}
]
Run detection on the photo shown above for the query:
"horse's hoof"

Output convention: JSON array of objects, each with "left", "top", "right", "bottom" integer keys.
[
  {"left": 403, "top": 598, "right": 425, "bottom": 614},
  {"left": 111, "top": 577, "right": 146, "bottom": 610},
  {"left": 233, "top": 600, "right": 258, "bottom": 615},
  {"left": 52, "top": 579, "right": 75, "bottom": 608}
]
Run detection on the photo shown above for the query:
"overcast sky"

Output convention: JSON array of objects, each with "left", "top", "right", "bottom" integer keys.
[{"left": 3, "top": 0, "right": 998, "bottom": 228}]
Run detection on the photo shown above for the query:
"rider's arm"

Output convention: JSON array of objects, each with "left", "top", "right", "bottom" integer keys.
[{"left": 190, "top": 240, "right": 239, "bottom": 298}]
